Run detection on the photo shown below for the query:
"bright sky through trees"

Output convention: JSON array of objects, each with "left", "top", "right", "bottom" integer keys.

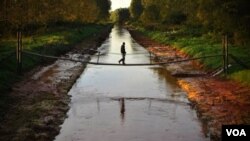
[{"left": 110, "top": 0, "right": 131, "bottom": 11}]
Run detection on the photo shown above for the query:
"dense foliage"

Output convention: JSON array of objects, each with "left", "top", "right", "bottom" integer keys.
[
  {"left": 129, "top": 0, "right": 143, "bottom": 20},
  {"left": 130, "top": 0, "right": 250, "bottom": 44},
  {"left": 0, "top": 0, "right": 111, "bottom": 35},
  {"left": 110, "top": 8, "right": 130, "bottom": 24},
  {"left": 130, "top": 0, "right": 250, "bottom": 84}
]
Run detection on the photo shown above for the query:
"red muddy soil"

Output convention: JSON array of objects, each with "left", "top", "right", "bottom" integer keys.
[{"left": 129, "top": 29, "right": 250, "bottom": 141}]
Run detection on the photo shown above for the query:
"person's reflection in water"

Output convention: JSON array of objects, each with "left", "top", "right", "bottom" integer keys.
[
  {"left": 96, "top": 98, "right": 100, "bottom": 113},
  {"left": 148, "top": 99, "right": 152, "bottom": 111},
  {"left": 118, "top": 42, "right": 126, "bottom": 65},
  {"left": 120, "top": 98, "right": 125, "bottom": 125}
]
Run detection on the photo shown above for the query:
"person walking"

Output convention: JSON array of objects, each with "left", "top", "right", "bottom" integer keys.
[{"left": 118, "top": 42, "right": 126, "bottom": 65}]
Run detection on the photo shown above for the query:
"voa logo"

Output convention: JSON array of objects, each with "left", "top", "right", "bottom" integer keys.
[{"left": 226, "top": 129, "right": 246, "bottom": 137}]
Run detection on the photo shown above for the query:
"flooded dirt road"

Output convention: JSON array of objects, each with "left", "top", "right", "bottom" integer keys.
[{"left": 54, "top": 26, "right": 209, "bottom": 141}]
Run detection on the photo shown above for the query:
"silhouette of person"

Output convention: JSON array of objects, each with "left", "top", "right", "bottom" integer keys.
[{"left": 118, "top": 42, "right": 126, "bottom": 65}]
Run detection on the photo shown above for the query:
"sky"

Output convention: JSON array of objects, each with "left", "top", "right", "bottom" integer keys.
[{"left": 110, "top": 0, "right": 132, "bottom": 11}]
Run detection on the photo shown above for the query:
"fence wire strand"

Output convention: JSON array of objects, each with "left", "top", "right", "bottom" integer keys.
[{"left": 22, "top": 50, "right": 223, "bottom": 66}]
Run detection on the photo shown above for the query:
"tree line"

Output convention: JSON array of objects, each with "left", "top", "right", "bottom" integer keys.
[
  {"left": 129, "top": 0, "right": 250, "bottom": 44},
  {"left": 0, "top": 0, "right": 111, "bottom": 35}
]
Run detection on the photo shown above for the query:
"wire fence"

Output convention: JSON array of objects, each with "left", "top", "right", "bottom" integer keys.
[
  {"left": 1, "top": 39, "right": 249, "bottom": 76},
  {"left": 22, "top": 50, "right": 225, "bottom": 66},
  {"left": 20, "top": 49, "right": 250, "bottom": 78},
  {"left": 0, "top": 45, "right": 248, "bottom": 75}
]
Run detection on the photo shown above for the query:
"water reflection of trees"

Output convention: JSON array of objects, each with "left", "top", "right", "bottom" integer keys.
[{"left": 115, "top": 26, "right": 126, "bottom": 37}]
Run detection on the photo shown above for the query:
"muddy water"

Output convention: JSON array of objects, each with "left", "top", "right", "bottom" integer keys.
[{"left": 54, "top": 26, "right": 208, "bottom": 141}]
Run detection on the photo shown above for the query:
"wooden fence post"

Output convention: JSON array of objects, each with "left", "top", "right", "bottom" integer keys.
[
  {"left": 222, "top": 35, "right": 229, "bottom": 75},
  {"left": 16, "top": 30, "right": 22, "bottom": 74},
  {"left": 222, "top": 35, "right": 225, "bottom": 74},
  {"left": 149, "top": 52, "right": 152, "bottom": 64},
  {"left": 16, "top": 30, "right": 20, "bottom": 73},
  {"left": 225, "top": 35, "right": 229, "bottom": 74},
  {"left": 97, "top": 52, "right": 100, "bottom": 64},
  {"left": 20, "top": 30, "right": 22, "bottom": 73}
]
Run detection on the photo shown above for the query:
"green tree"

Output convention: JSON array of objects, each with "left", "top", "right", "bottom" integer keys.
[
  {"left": 130, "top": 0, "right": 250, "bottom": 43},
  {"left": 140, "top": 5, "right": 159, "bottom": 24},
  {"left": 112, "top": 8, "right": 130, "bottom": 24},
  {"left": 0, "top": 0, "right": 112, "bottom": 35},
  {"left": 196, "top": 0, "right": 250, "bottom": 43},
  {"left": 130, "top": 0, "right": 143, "bottom": 19},
  {"left": 96, "top": 0, "right": 111, "bottom": 20}
]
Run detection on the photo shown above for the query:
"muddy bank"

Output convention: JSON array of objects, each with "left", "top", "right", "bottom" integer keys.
[
  {"left": 129, "top": 29, "right": 250, "bottom": 141},
  {"left": 0, "top": 26, "right": 112, "bottom": 141}
]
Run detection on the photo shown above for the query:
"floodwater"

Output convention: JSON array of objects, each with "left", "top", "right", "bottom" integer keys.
[{"left": 54, "top": 26, "right": 209, "bottom": 141}]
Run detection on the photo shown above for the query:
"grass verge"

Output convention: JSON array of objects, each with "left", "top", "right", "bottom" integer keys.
[
  {"left": 0, "top": 23, "right": 111, "bottom": 118},
  {"left": 135, "top": 26, "right": 250, "bottom": 85}
]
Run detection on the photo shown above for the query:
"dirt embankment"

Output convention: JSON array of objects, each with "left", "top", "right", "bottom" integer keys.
[
  {"left": 0, "top": 26, "right": 112, "bottom": 141},
  {"left": 129, "top": 29, "right": 250, "bottom": 141}
]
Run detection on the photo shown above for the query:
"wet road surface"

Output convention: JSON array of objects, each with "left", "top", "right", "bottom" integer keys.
[{"left": 54, "top": 26, "right": 209, "bottom": 141}]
